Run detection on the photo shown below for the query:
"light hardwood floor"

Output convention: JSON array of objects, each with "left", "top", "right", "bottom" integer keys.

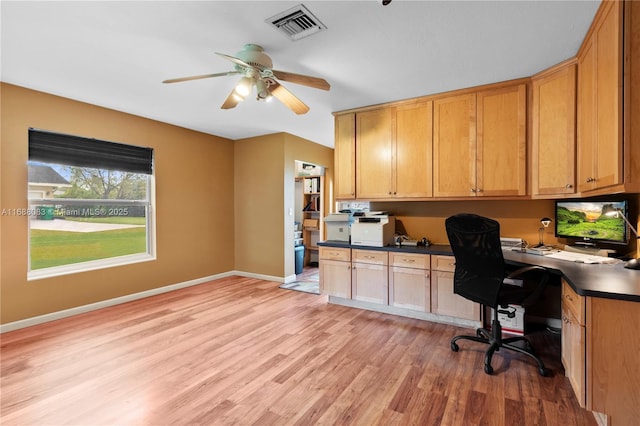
[{"left": 1, "top": 276, "right": 596, "bottom": 425}]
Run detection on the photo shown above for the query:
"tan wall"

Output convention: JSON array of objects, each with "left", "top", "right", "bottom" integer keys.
[
  {"left": 371, "top": 199, "right": 557, "bottom": 246},
  {"left": 233, "top": 133, "right": 285, "bottom": 277},
  {"left": 372, "top": 197, "right": 639, "bottom": 257},
  {"left": 233, "top": 132, "right": 333, "bottom": 278},
  {"left": 0, "top": 83, "right": 235, "bottom": 324}
]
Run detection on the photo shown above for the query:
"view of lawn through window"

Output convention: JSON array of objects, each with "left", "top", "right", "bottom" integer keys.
[{"left": 28, "top": 162, "right": 151, "bottom": 271}]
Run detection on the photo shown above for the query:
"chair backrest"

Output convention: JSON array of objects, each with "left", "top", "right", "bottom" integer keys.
[{"left": 445, "top": 213, "right": 505, "bottom": 308}]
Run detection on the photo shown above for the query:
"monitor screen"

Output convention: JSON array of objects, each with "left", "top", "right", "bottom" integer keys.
[{"left": 555, "top": 200, "right": 629, "bottom": 245}]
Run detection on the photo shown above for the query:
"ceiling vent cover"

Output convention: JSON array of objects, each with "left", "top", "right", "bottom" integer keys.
[{"left": 266, "top": 4, "right": 327, "bottom": 41}]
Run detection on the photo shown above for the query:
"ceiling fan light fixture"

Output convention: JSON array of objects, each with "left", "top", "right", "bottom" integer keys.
[
  {"left": 234, "top": 77, "right": 253, "bottom": 97},
  {"left": 255, "top": 79, "right": 271, "bottom": 101}
]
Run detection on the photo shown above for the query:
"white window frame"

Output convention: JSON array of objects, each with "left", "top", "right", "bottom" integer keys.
[{"left": 27, "top": 173, "right": 156, "bottom": 281}]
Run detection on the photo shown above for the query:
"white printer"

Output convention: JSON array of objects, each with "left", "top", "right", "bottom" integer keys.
[
  {"left": 350, "top": 212, "right": 396, "bottom": 247},
  {"left": 323, "top": 212, "right": 354, "bottom": 242}
]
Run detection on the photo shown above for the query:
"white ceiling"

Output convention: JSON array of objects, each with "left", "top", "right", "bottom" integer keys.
[{"left": 1, "top": 1, "right": 600, "bottom": 148}]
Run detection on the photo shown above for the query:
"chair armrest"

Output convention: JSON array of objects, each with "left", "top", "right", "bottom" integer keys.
[{"left": 505, "top": 265, "right": 549, "bottom": 307}]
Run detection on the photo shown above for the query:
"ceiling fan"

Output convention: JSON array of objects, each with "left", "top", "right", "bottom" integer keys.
[{"left": 163, "top": 44, "right": 330, "bottom": 115}]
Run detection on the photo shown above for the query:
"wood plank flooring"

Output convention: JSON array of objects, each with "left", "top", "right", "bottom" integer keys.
[{"left": 1, "top": 276, "right": 596, "bottom": 425}]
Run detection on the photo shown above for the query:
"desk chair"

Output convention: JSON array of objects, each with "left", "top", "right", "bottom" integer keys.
[{"left": 445, "top": 213, "right": 550, "bottom": 376}]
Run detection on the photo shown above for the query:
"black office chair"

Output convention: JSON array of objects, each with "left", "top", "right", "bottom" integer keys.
[{"left": 445, "top": 213, "right": 550, "bottom": 376}]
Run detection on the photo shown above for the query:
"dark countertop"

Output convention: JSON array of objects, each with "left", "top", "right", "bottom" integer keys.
[
  {"left": 319, "top": 240, "right": 453, "bottom": 256},
  {"left": 318, "top": 240, "right": 640, "bottom": 302}
]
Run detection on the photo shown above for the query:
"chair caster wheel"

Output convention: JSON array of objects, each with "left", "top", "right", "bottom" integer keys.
[
  {"left": 484, "top": 364, "right": 494, "bottom": 375},
  {"left": 539, "top": 367, "right": 550, "bottom": 377},
  {"left": 451, "top": 342, "right": 459, "bottom": 352}
]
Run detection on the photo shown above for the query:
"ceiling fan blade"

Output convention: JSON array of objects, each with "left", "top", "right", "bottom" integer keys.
[
  {"left": 162, "top": 71, "right": 239, "bottom": 84},
  {"left": 215, "top": 52, "right": 253, "bottom": 69},
  {"left": 272, "top": 70, "right": 330, "bottom": 91},
  {"left": 220, "top": 87, "right": 241, "bottom": 110},
  {"left": 269, "top": 82, "right": 310, "bottom": 115}
]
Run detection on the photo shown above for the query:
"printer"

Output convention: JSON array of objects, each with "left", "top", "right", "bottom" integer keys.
[
  {"left": 350, "top": 212, "right": 396, "bottom": 247},
  {"left": 323, "top": 212, "right": 355, "bottom": 242}
]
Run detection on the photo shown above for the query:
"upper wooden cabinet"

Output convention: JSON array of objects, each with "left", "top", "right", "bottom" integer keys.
[
  {"left": 334, "top": 113, "right": 356, "bottom": 199},
  {"left": 355, "top": 102, "right": 433, "bottom": 200},
  {"left": 577, "top": 0, "right": 623, "bottom": 193},
  {"left": 356, "top": 108, "right": 394, "bottom": 199},
  {"left": 395, "top": 102, "right": 433, "bottom": 198},
  {"left": 476, "top": 84, "right": 527, "bottom": 197},
  {"left": 433, "top": 84, "right": 527, "bottom": 197},
  {"left": 333, "top": 1, "right": 640, "bottom": 200},
  {"left": 531, "top": 62, "right": 577, "bottom": 196},
  {"left": 433, "top": 93, "right": 476, "bottom": 197}
]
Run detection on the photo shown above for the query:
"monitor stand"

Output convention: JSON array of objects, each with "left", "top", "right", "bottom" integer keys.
[{"left": 564, "top": 245, "right": 615, "bottom": 257}]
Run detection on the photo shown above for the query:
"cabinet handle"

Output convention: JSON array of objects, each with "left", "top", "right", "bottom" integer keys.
[
  {"left": 403, "top": 259, "right": 415, "bottom": 263},
  {"left": 565, "top": 184, "right": 573, "bottom": 189},
  {"left": 586, "top": 177, "right": 595, "bottom": 183},
  {"left": 565, "top": 294, "right": 573, "bottom": 302},
  {"left": 477, "top": 188, "right": 482, "bottom": 193},
  {"left": 470, "top": 188, "right": 477, "bottom": 193}
]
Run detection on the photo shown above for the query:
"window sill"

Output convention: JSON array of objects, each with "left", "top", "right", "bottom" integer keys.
[{"left": 27, "top": 253, "right": 156, "bottom": 281}]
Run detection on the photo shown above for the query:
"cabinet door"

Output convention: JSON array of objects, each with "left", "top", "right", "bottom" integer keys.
[
  {"left": 356, "top": 109, "right": 393, "bottom": 199},
  {"left": 433, "top": 93, "right": 477, "bottom": 197},
  {"left": 476, "top": 84, "right": 527, "bottom": 196},
  {"left": 594, "top": 0, "right": 623, "bottom": 190},
  {"left": 431, "top": 270, "right": 480, "bottom": 321},
  {"left": 395, "top": 102, "right": 433, "bottom": 198},
  {"left": 319, "top": 259, "right": 351, "bottom": 299},
  {"left": 577, "top": 1, "right": 623, "bottom": 192},
  {"left": 532, "top": 65, "right": 577, "bottom": 196},
  {"left": 334, "top": 113, "right": 356, "bottom": 199},
  {"left": 577, "top": 37, "right": 597, "bottom": 193},
  {"left": 389, "top": 266, "right": 430, "bottom": 312},
  {"left": 561, "top": 304, "right": 586, "bottom": 407},
  {"left": 352, "top": 262, "right": 388, "bottom": 304}
]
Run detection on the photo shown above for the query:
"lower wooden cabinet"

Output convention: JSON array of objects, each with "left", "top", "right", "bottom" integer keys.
[
  {"left": 431, "top": 255, "right": 481, "bottom": 321},
  {"left": 319, "top": 248, "right": 481, "bottom": 325},
  {"left": 561, "top": 284, "right": 586, "bottom": 407},
  {"left": 351, "top": 249, "right": 388, "bottom": 304},
  {"left": 560, "top": 279, "right": 640, "bottom": 424},
  {"left": 319, "top": 247, "right": 351, "bottom": 298},
  {"left": 389, "top": 252, "right": 431, "bottom": 312}
]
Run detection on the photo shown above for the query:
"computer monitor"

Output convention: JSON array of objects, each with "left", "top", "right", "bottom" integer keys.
[{"left": 555, "top": 199, "right": 629, "bottom": 245}]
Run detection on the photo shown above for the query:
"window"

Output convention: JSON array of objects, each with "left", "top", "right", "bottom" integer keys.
[{"left": 27, "top": 128, "right": 155, "bottom": 279}]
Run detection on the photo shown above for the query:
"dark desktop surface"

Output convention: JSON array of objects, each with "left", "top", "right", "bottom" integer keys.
[
  {"left": 318, "top": 241, "right": 640, "bottom": 302},
  {"left": 503, "top": 250, "right": 640, "bottom": 302}
]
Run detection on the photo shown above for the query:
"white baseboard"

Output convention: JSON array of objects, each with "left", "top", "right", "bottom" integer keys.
[
  {"left": 284, "top": 273, "right": 298, "bottom": 283},
  {"left": 1, "top": 270, "right": 287, "bottom": 333},
  {"left": 328, "top": 296, "right": 482, "bottom": 329}
]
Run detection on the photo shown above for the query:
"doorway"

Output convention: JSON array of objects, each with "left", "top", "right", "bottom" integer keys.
[{"left": 293, "top": 161, "right": 323, "bottom": 283}]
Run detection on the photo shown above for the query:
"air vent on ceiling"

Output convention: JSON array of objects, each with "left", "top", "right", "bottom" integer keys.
[{"left": 266, "top": 4, "right": 327, "bottom": 41}]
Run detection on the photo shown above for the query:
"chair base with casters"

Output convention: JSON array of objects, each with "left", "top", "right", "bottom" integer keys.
[{"left": 450, "top": 313, "right": 550, "bottom": 377}]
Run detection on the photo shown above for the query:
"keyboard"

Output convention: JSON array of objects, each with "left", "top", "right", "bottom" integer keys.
[{"left": 545, "top": 250, "right": 618, "bottom": 264}]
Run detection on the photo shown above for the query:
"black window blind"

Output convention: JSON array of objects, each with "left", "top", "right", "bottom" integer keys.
[{"left": 28, "top": 128, "right": 153, "bottom": 175}]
